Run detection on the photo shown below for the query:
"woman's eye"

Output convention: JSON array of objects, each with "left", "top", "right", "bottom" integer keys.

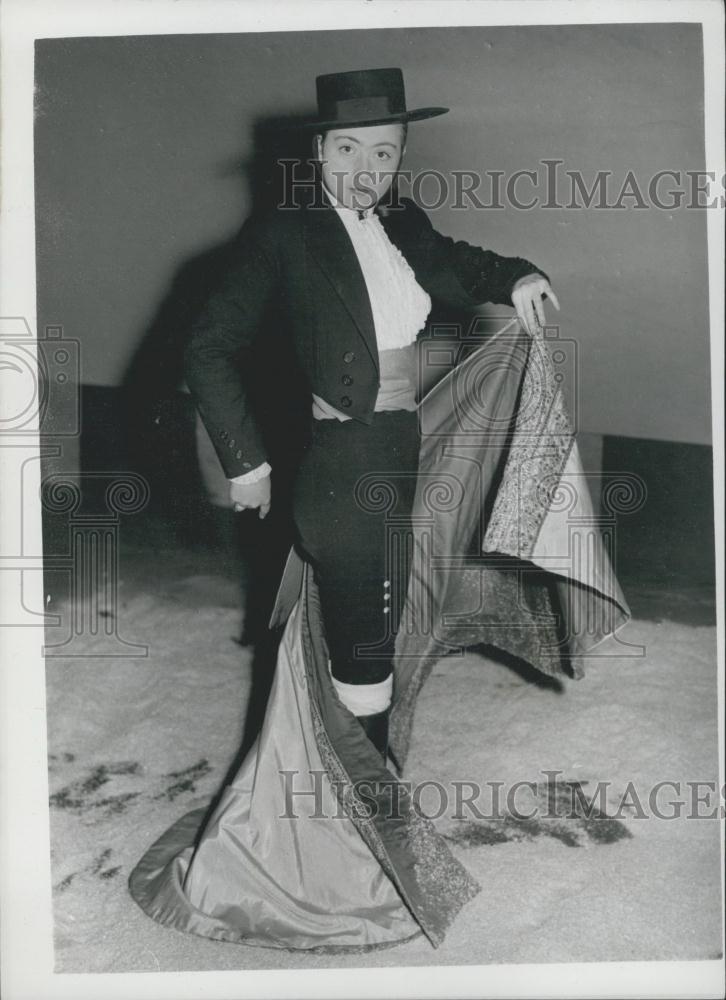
[
  {"left": 376, "top": 151, "right": 391, "bottom": 160},
  {"left": 337, "top": 145, "right": 353, "bottom": 154}
]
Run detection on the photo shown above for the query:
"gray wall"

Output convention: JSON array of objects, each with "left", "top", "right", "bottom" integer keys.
[{"left": 35, "top": 23, "right": 711, "bottom": 444}]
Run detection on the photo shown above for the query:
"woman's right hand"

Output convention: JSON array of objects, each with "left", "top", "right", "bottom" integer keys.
[{"left": 231, "top": 476, "right": 271, "bottom": 519}]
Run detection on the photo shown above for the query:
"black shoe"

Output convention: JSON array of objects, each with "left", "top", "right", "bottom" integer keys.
[{"left": 357, "top": 708, "right": 389, "bottom": 761}]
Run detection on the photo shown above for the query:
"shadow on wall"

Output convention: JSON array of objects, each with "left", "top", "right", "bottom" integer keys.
[
  {"left": 120, "top": 113, "right": 317, "bottom": 493},
  {"left": 119, "top": 116, "right": 317, "bottom": 635}
]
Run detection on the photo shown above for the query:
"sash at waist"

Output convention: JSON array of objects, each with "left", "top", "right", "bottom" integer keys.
[{"left": 312, "top": 344, "right": 417, "bottom": 421}]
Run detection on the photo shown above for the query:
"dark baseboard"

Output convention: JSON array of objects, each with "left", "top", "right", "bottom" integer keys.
[{"left": 600, "top": 434, "right": 715, "bottom": 589}]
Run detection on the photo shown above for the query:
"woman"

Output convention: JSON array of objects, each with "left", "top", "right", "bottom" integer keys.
[
  {"left": 184, "top": 67, "right": 555, "bottom": 755},
  {"left": 128, "top": 68, "right": 625, "bottom": 953}
]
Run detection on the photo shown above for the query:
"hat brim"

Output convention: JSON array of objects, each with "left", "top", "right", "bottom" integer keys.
[{"left": 292, "top": 106, "right": 449, "bottom": 130}]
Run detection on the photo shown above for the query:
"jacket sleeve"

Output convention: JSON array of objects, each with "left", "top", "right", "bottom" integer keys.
[
  {"left": 183, "top": 215, "right": 280, "bottom": 479},
  {"left": 399, "top": 197, "right": 549, "bottom": 309}
]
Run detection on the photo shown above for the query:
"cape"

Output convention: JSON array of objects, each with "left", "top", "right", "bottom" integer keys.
[{"left": 128, "top": 320, "right": 630, "bottom": 952}]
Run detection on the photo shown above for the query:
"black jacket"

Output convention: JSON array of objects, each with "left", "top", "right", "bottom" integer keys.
[{"left": 183, "top": 185, "right": 546, "bottom": 478}]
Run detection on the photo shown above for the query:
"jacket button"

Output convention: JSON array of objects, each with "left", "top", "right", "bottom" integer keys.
[
  {"left": 340, "top": 395, "right": 352, "bottom": 407},
  {"left": 341, "top": 374, "right": 353, "bottom": 386},
  {"left": 342, "top": 351, "right": 355, "bottom": 363},
  {"left": 242, "top": 461, "right": 251, "bottom": 468},
  {"left": 236, "top": 450, "right": 243, "bottom": 459}
]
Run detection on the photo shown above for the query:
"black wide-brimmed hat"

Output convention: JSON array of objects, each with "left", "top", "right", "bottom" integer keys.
[{"left": 297, "top": 67, "right": 448, "bottom": 130}]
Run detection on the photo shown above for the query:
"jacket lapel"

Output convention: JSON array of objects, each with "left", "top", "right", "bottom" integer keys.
[{"left": 303, "top": 189, "right": 379, "bottom": 374}]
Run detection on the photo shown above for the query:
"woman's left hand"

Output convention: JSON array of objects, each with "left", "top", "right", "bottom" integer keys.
[{"left": 511, "top": 273, "right": 560, "bottom": 335}]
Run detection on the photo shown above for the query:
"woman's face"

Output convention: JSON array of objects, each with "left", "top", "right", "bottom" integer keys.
[{"left": 317, "top": 123, "right": 405, "bottom": 212}]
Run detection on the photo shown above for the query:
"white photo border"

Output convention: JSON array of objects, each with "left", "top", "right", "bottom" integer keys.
[{"left": 1, "top": 1, "right": 723, "bottom": 998}]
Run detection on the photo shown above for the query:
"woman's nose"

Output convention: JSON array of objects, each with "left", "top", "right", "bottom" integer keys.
[
  {"left": 359, "top": 153, "right": 378, "bottom": 184},
  {"left": 367, "top": 152, "right": 381, "bottom": 176}
]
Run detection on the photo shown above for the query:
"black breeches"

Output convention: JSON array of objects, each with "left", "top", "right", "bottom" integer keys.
[{"left": 292, "top": 410, "right": 420, "bottom": 685}]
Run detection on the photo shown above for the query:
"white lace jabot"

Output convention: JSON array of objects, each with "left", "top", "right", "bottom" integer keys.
[{"left": 327, "top": 190, "right": 432, "bottom": 350}]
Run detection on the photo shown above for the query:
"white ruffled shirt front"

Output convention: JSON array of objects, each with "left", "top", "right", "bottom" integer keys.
[
  {"left": 231, "top": 185, "right": 432, "bottom": 484},
  {"left": 330, "top": 193, "right": 432, "bottom": 351}
]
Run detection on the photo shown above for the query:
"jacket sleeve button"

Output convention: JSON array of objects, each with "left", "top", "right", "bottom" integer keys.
[
  {"left": 341, "top": 374, "right": 353, "bottom": 386},
  {"left": 342, "top": 351, "right": 356, "bottom": 363},
  {"left": 340, "top": 395, "right": 352, "bottom": 407},
  {"left": 236, "top": 450, "right": 243, "bottom": 459}
]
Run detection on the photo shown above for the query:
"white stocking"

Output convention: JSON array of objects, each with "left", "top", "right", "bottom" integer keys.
[{"left": 327, "top": 658, "right": 393, "bottom": 716}]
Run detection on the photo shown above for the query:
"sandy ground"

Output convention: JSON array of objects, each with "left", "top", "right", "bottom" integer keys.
[{"left": 44, "top": 523, "right": 723, "bottom": 973}]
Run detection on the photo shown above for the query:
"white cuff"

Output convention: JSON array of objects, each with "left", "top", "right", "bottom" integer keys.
[{"left": 229, "top": 461, "right": 272, "bottom": 486}]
